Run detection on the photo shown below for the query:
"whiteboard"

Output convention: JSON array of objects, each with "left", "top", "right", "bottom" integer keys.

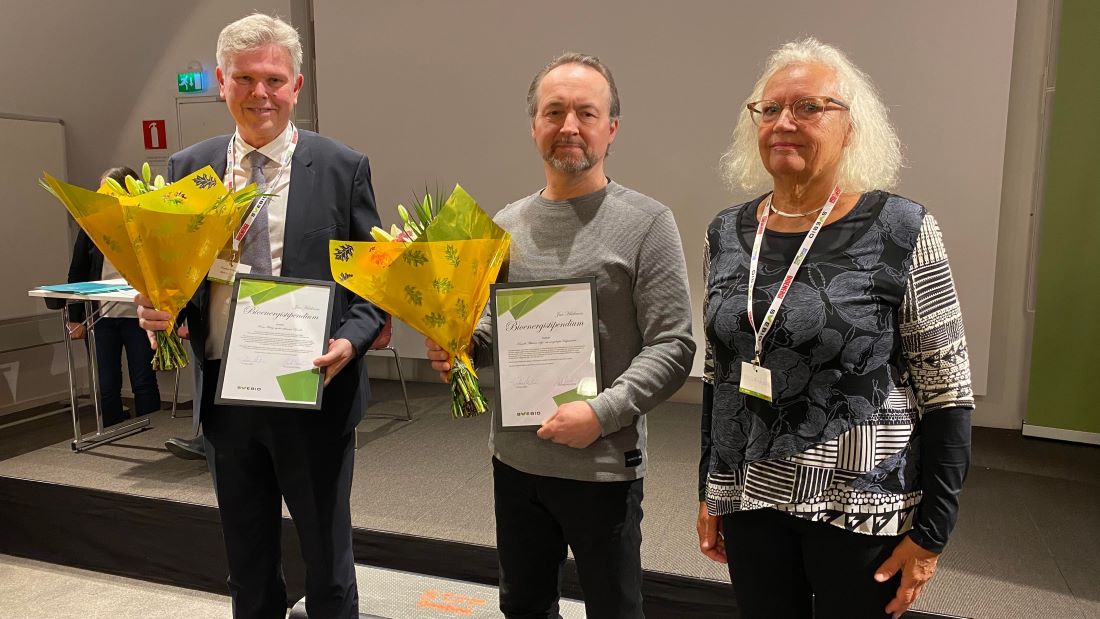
[
  {"left": 313, "top": 0, "right": 1018, "bottom": 394},
  {"left": 0, "top": 114, "right": 69, "bottom": 320}
]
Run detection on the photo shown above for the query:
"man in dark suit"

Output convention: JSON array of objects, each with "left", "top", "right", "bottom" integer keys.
[{"left": 138, "top": 13, "right": 383, "bottom": 619}]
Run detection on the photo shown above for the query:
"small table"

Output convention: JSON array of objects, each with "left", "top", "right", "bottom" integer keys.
[{"left": 27, "top": 281, "right": 153, "bottom": 451}]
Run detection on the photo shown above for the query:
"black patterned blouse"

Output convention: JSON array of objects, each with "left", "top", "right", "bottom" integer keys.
[{"left": 701, "top": 191, "right": 974, "bottom": 539}]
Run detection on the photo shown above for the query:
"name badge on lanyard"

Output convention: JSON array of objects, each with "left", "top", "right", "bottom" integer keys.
[
  {"left": 206, "top": 125, "right": 298, "bottom": 284},
  {"left": 739, "top": 361, "right": 773, "bottom": 402},
  {"left": 208, "top": 259, "right": 250, "bottom": 285},
  {"left": 739, "top": 185, "right": 841, "bottom": 402}
]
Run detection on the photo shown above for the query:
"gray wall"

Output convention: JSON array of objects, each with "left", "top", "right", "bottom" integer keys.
[
  {"left": 984, "top": 0, "right": 1058, "bottom": 432},
  {"left": 312, "top": 1, "right": 1038, "bottom": 427},
  {"left": 0, "top": 1, "right": 1058, "bottom": 432}
]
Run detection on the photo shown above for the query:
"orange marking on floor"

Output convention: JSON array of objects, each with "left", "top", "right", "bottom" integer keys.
[{"left": 417, "top": 589, "right": 488, "bottom": 616}]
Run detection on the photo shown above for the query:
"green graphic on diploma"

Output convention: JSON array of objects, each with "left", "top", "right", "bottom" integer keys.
[
  {"left": 492, "top": 278, "right": 601, "bottom": 428},
  {"left": 216, "top": 276, "right": 334, "bottom": 409},
  {"left": 237, "top": 279, "right": 301, "bottom": 306},
  {"left": 275, "top": 368, "right": 323, "bottom": 402}
]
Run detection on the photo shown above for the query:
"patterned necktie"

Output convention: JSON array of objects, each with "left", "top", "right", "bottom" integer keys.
[{"left": 239, "top": 150, "right": 272, "bottom": 275}]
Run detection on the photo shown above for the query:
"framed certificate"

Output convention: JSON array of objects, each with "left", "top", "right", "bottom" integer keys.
[
  {"left": 215, "top": 274, "right": 336, "bottom": 409},
  {"left": 491, "top": 277, "right": 602, "bottom": 429}
]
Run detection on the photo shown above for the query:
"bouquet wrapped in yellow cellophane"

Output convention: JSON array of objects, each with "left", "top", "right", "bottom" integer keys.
[
  {"left": 330, "top": 184, "right": 510, "bottom": 418},
  {"left": 40, "top": 165, "right": 261, "bottom": 370}
]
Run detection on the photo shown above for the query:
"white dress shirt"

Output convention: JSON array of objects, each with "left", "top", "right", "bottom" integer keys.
[
  {"left": 206, "top": 123, "right": 294, "bottom": 359},
  {"left": 100, "top": 258, "right": 136, "bottom": 318}
]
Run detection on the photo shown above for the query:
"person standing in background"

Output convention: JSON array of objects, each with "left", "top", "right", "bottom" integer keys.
[{"left": 67, "top": 165, "right": 162, "bottom": 427}]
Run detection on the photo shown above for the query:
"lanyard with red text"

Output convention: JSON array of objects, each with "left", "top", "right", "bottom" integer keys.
[
  {"left": 224, "top": 123, "right": 298, "bottom": 254},
  {"left": 746, "top": 184, "right": 841, "bottom": 365},
  {"left": 740, "top": 185, "right": 840, "bottom": 402}
]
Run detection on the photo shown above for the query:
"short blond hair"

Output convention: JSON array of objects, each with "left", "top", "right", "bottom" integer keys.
[{"left": 216, "top": 13, "right": 302, "bottom": 77}]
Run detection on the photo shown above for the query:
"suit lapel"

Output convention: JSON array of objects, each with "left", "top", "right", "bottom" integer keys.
[
  {"left": 282, "top": 134, "right": 314, "bottom": 273},
  {"left": 211, "top": 137, "right": 230, "bottom": 183}
]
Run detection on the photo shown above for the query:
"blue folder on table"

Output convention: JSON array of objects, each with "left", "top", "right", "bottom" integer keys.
[{"left": 38, "top": 282, "right": 134, "bottom": 295}]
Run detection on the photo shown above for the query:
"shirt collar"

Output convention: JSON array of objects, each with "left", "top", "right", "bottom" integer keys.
[{"left": 233, "top": 122, "right": 294, "bottom": 166}]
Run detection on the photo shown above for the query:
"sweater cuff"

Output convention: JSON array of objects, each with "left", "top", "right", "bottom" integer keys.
[{"left": 588, "top": 392, "right": 625, "bottom": 436}]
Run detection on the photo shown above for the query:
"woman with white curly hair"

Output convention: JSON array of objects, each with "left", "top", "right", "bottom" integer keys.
[{"left": 696, "top": 38, "right": 974, "bottom": 618}]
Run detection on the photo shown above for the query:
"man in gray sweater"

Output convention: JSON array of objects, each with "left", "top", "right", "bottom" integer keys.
[{"left": 427, "top": 52, "right": 694, "bottom": 618}]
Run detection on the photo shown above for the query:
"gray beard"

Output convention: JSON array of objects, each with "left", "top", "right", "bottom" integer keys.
[{"left": 545, "top": 149, "right": 596, "bottom": 173}]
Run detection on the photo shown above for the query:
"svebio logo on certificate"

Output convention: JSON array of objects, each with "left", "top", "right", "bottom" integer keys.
[
  {"left": 491, "top": 277, "right": 602, "bottom": 429},
  {"left": 215, "top": 275, "right": 336, "bottom": 410}
]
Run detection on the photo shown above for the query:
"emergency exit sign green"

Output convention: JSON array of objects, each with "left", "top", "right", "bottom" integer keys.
[{"left": 177, "top": 72, "right": 205, "bottom": 93}]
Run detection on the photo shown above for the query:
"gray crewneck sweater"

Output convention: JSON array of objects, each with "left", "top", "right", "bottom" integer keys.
[{"left": 472, "top": 181, "right": 695, "bottom": 482}]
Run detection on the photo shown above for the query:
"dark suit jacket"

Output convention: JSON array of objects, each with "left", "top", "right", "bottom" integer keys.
[
  {"left": 168, "top": 129, "right": 385, "bottom": 437},
  {"left": 66, "top": 229, "right": 105, "bottom": 323}
]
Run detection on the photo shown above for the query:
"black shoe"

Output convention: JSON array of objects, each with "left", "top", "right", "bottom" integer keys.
[{"left": 165, "top": 435, "right": 205, "bottom": 460}]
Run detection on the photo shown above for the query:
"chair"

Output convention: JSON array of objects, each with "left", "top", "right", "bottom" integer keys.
[
  {"left": 169, "top": 367, "right": 189, "bottom": 418},
  {"left": 169, "top": 326, "right": 191, "bottom": 418},
  {"left": 365, "top": 316, "right": 412, "bottom": 421}
]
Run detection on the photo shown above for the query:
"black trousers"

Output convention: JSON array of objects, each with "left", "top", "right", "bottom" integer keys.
[
  {"left": 722, "top": 508, "right": 904, "bottom": 619},
  {"left": 92, "top": 317, "right": 160, "bottom": 426},
  {"left": 492, "top": 457, "right": 644, "bottom": 619},
  {"left": 203, "top": 362, "right": 357, "bottom": 619}
]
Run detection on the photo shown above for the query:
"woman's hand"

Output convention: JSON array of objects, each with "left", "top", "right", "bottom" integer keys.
[
  {"left": 875, "top": 535, "right": 940, "bottom": 618},
  {"left": 424, "top": 337, "right": 451, "bottom": 382},
  {"left": 66, "top": 322, "right": 85, "bottom": 340},
  {"left": 696, "top": 501, "right": 727, "bottom": 563}
]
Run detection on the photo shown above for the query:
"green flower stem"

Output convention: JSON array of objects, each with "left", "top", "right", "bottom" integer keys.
[
  {"left": 152, "top": 328, "right": 189, "bottom": 371},
  {"left": 449, "top": 362, "right": 488, "bottom": 418}
]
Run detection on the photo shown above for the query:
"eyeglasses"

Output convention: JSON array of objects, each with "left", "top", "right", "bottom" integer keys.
[{"left": 746, "top": 96, "right": 850, "bottom": 127}]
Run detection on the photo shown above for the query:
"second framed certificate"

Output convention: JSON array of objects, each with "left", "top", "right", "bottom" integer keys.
[
  {"left": 491, "top": 277, "right": 602, "bottom": 429},
  {"left": 215, "top": 274, "right": 335, "bottom": 410}
]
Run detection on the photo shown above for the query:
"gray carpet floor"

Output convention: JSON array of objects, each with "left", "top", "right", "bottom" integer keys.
[
  {"left": 0, "top": 553, "right": 582, "bottom": 619},
  {"left": 0, "top": 554, "right": 231, "bottom": 619},
  {"left": 1, "top": 380, "right": 1098, "bottom": 618},
  {"left": 290, "top": 564, "right": 585, "bottom": 619}
]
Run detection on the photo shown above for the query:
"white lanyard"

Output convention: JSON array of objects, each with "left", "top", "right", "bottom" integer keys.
[
  {"left": 746, "top": 185, "right": 841, "bottom": 365},
  {"left": 224, "top": 124, "right": 298, "bottom": 254}
]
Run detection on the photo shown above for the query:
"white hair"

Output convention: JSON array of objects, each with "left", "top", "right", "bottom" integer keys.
[
  {"left": 216, "top": 13, "right": 302, "bottom": 77},
  {"left": 720, "top": 38, "right": 902, "bottom": 193}
]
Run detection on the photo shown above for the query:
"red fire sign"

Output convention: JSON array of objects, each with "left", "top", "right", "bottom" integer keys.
[{"left": 143, "top": 120, "right": 167, "bottom": 150}]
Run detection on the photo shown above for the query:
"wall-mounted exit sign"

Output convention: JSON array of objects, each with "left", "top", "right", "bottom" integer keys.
[{"left": 177, "top": 72, "right": 205, "bottom": 93}]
